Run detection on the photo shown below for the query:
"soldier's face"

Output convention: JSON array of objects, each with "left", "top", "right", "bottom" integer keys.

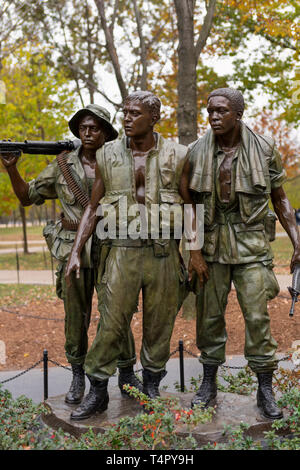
[
  {"left": 207, "top": 96, "right": 241, "bottom": 136},
  {"left": 78, "top": 115, "right": 107, "bottom": 150},
  {"left": 123, "top": 101, "right": 154, "bottom": 138}
]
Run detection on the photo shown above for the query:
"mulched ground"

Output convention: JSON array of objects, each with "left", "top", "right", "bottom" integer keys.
[{"left": 0, "top": 290, "right": 299, "bottom": 371}]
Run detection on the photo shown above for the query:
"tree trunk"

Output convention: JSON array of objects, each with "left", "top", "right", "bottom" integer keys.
[
  {"left": 51, "top": 200, "right": 56, "bottom": 221},
  {"left": 174, "top": 0, "right": 198, "bottom": 146},
  {"left": 19, "top": 204, "right": 29, "bottom": 254},
  {"left": 174, "top": 0, "right": 217, "bottom": 145},
  {"left": 173, "top": 0, "right": 217, "bottom": 316},
  {"left": 85, "top": 0, "right": 95, "bottom": 103},
  {"left": 133, "top": 0, "right": 148, "bottom": 90}
]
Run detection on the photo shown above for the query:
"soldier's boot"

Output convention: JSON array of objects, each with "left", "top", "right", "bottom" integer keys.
[
  {"left": 70, "top": 376, "right": 109, "bottom": 421},
  {"left": 142, "top": 369, "right": 167, "bottom": 399},
  {"left": 65, "top": 364, "right": 85, "bottom": 405},
  {"left": 256, "top": 372, "right": 283, "bottom": 420},
  {"left": 118, "top": 366, "right": 143, "bottom": 397},
  {"left": 191, "top": 365, "right": 218, "bottom": 408}
]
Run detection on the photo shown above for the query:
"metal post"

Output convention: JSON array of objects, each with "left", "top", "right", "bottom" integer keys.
[
  {"left": 16, "top": 246, "right": 20, "bottom": 284},
  {"left": 43, "top": 349, "right": 48, "bottom": 401},
  {"left": 179, "top": 340, "right": 185, "bottom": 392},
  {"left": 50, "top": 255, "right": 54, "bottom": 286},
  {"left": 42, "top": 246, "right": 47, "bottom": 269}
]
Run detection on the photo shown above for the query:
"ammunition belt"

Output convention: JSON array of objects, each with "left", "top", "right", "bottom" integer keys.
[
  {"left": 56, "top": 151, "right": 90, "bottom": 209},
  {"left": 60, "top": 215, "right": 79, "bottom": 231}
]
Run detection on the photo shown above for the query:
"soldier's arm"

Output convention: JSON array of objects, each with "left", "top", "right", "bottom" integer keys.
[
  {"left": 1, "top": 152, "right": 31, "bottom": 206},
  {"left": 179, "top": 159, "right": 209, "bottom": 285},
  {"left": 65, "top": 164, "right": 105, "bottom": 284},
  {"left": 271, "top": 186, "right": 300, "bottom": 272}
]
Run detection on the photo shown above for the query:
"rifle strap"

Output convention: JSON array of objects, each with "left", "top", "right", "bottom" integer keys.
[{"left": 56, "top": 152, "right": 90, "bottom": 210}]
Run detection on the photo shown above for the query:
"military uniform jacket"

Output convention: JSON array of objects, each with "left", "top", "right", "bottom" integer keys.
[
  {"left": 28, "top": 146, "right": 94, "bottom": 267},
  {"left": 95, "top": 133, "right": 188, "bottom": 237},
  {"left": 188, "top": 122, "right": 286, "bottom": 264}
]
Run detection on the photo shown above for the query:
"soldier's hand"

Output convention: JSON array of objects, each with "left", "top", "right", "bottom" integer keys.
[
  {"left": 0, "top": 140, "right": 21, "bottom": 167},
  {"left": 0, "top": 151, "right": 21, "bottom": 167},
  {"left": 188, "top": 250, "right": 209, "bottom": 286},
  {"left": 65, "top": 252, "right": 81, "bottom": 288},
  {"left": 0, "top": 139, "right": 21, "bottom": 167}
]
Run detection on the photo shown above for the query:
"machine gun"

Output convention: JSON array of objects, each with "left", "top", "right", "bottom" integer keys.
[
  {"left": 288, "top": 264, "right": 300, "bottom": 317},
  {"left": 0, "top": 139, "right": 81, "bottom": 156}
]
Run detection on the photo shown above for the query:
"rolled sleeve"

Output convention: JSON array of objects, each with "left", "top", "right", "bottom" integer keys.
[
  {"left": 28, "top": 179, "right": 46, "bottom": 205},
  {"left": 28, "top": 161, "right": 58, "bottom": 205}
]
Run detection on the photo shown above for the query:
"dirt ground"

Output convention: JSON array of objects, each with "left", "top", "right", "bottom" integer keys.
[{"left": 0, "top": 290, "right": 300, "bottom": 372}]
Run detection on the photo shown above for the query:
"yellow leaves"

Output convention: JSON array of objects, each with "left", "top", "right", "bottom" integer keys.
[
  {"left": 222, "top": 0, "right": 298, "bottom": 40},
  {"left": 0, "top": 44, "right": 76, "bottom": 218}
]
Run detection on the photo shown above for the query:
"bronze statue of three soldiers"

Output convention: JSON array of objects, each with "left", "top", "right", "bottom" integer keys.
[{"left": 1, "top": 88, "right": 300, "bottom": 422}]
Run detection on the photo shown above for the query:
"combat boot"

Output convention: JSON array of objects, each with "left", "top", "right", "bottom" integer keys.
[
  {"left": 191, "top": 364, "right": 218, "bottom": 408},
  {"left": 70, "top": 376, "right": 109, "bottom": 421},
  {"left": 118, "top": 366, "right": 143, "bottom": 397},
  {"left": 257, "top": 372, "right": 283, "bottom": 420},
  {"left": 142, "top": 369, "right": 167, "bottom": 399},
  {"left": 65, "top": 364, "right": 85, "bottom": 404}
]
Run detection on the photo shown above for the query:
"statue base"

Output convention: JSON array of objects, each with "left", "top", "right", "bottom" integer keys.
[{"left": 42, "top": 387, "right": 288, "bottom": 446}]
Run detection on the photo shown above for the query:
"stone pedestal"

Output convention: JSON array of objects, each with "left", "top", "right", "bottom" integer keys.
[{"left": 41, "top": 387, "right": 288, "bottom": 445}]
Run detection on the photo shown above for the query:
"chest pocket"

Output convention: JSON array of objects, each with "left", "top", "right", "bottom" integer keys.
[
  {"left": 56, "top": 174, "right": 75, "bottom": 205},
  {"left": 158, "top": 144, "right": 178, "bottom": 189},
  {"left": 110, "top": 166, "right": 131, "bottom": 191}
]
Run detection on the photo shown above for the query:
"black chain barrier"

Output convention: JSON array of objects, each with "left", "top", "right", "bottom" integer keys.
[
  {"left": 0, "top": 359, "right": 43, "bottom": 384},
  {"left": 181, "top": 344, "right": 292, "bottom": 368},
  {"left": 0, "top": 342, "right": 297, "bottom": 400},
  {"left": 0, "top": 307, "right": 100, "bottom": 323}
]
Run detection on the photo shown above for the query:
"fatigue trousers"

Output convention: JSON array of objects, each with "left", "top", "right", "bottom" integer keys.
[
  {"left": 56, "top": 262, "right": 136, "bottom": 368},
  {"left": 196, "top": 261, "right": 280, "bottom": 373},
  {"left": 84, "top": 240, "right": 186, "bottom": 381}
]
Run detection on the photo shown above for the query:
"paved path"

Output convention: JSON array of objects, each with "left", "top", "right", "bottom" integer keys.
[
  {"left": 0, "top": 246, "right": 47, "bottom": 254},
  {"left": 0, "top": 240, "right": 46, "bottom": 245},
  {"left": 0, "top": 270, "right": 56, "bottom": 285},
  {"left": 0, "top": 241, "right": 46, "bottom": 255},
  {"left": 0, "top": 270, "right": 292, "bottom": 290}
]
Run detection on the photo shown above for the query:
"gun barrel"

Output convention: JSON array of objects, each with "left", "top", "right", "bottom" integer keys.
[{"left": 0, "top": 139, "right": 81, "bottom": 155}]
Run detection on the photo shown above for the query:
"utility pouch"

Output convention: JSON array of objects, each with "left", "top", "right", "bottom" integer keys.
[
  {"left": 97, "top": 240, "right": 112, "bottom": 280},
  {"left": 153, "top": 239, "right": 170, "bottom": 257},
  {"left": 264, "top": 209, "right": 277, "bottom": 242},
  {"left": 43, "top": 220, "right": 57, "bottom": 252}
]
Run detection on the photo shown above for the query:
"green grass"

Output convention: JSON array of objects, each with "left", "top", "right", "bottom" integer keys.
[
  {"left": 283, "top": 176, "right": 300, "bottom": 209},
  {"left": 0, "top": 225, "right": 44, "bottom": 241},
  {"left": 272, "top": 235, "right": 294, "bottom": 267},
  {"left": 0, "top": 242, "right": 46, "bottom": 249},
  {"left": 0, "top": 284, "right": 57, "bottom": 306},
  {"left": 0, "top": 251, "right": 58, "bottom": 270}
]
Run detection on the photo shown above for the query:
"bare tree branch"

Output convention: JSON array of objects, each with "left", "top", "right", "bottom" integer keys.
[
  {"left": 132, "top": 0, "right": 147, "bottom": 90},
  {"left": 94, "top": 0, "right": 128, "bottom": 100},
  {"left": 37, "top": 8, "right": 122, "bottom": 109},
  {"left": 110, "top": 0, "right": 119, "bottom": 33},
  {"left": 195, "top": 0, "right": 217, "bottom": 59}
]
